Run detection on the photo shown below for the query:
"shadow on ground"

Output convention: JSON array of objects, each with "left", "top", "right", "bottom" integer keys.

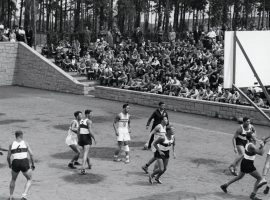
[
  {"left": 51, "top": 147, "right": 116, "bottom": 160},
  {"left": 127, "top": 190, "right": 248, "bottom": 200},
  {"left": 62, "top": 172, "right": 105, "bottom": 184},
  {"left": 0, "top": 113, "right": 6, "bottom": 116},
  {"left": 0, "top": 197, "right": 20, "bottom": 200},
  {"left": 190, "top": 158, "right": 227, "bottom": 168},
  {"left": 129, "top": 141, "right": 146, "bottom": 147},
  {"left": 0, "top": 163, "right": 6, "bottom": 168},
  {"left": 0, "top": 119, "right": 27, "bottom": 125},
  {"left": 53, "top": 124, "right": 70, "bottom": 131}
]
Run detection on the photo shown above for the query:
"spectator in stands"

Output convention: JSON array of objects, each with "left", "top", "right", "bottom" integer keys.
[
  {"left": 169, "top": 28, "right": 176, "bottom": 44},
  {"left": 157, "top": 27, "right": 163, "bottom": 44},
  {"left": 187, "top": 85, "right": 199, "bottom": 99},
  {"left": 62, "top": 55, "right": 72, "bottom": 72},
  {"left": 202, "top": 86, "right": 214, "bottom": 100},
  {"left": 254, "top": 94, "right": 265, "bottom": 108},
  {"left": 217, "top": 88, "right": 232, "bottom": 103},
  {"left": 9, "top": 29, "right": 16, "bottom": 42},
  {"left": 25, "top": 26, "right": 33, "bottom": 47}
]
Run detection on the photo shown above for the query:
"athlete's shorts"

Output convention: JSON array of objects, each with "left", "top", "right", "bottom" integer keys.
[
  {"left": 12, "top": 158, "right": 30, "bottom": 173},
  {"left": 154, "top": 150, "right": 170, "bottom": 159},
  {"left": 65, "top": 130, "right": 78, "bottom": 146},
  {"left": 235, "top": 138, "right": 247, "bottom": 147},
  {"left": 117, "top": 129, "right": 130, "bottom": 142},
  {"left": 78, "top": 134, "right": 92, "bottom": 146},
  {"left": 241, "top": 158, "right": 256, "bottom": 173}
]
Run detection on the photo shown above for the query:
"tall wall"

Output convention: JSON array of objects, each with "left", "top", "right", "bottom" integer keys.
[
  {"left": 0, "top": 42, "right": 86, "bottom": 94},
  {"left": 95, "top": 86, "right": 270, "bottom": 127},
  {"left": 0, "top": 43, "right": 18, "bottom": 86}
]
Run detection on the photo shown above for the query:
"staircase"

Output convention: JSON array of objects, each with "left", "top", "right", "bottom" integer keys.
[{"left": 67, "top": 72, "right": 99, "bottom": 96}]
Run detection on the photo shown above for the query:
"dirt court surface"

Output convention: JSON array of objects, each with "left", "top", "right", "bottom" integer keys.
[{"left": 0, "top": 86, "right": 270, "bottom": 200}]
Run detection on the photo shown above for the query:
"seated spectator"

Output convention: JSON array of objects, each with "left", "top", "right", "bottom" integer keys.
[
  {"left": 77, "top": 59, "right": 86, "bottom": 75},
  {"left": 118, "top": 71, "right": 128, "bottom": 87},
  {"left": 150, "top": 81, "right": 163, "bottom": 94},
  {"left": 198, "top": 74, "right": 209, "bottom": 88},
  {"left": 254, "top": 94, "right": 265, "bottom": 107},
  {"left": 62, "top": 55, "right": 72, "bottom": 71},
  {"left": 178, "top": 84, "right": 189, "bottom": 97},
  {"left": 187, "top": 85, "right": 199, "bottom": 99},
  {"left": 202, "top": 86, "right": 214, "bottom": 100},
  {"left": 230, "top": 89, "right": 240, "bottom": 104},
  {"left": 216, "top": 88, "right": 232, "bottom": 103},
  {"left": 197, "top": 86, "right": 206, "bottom": 100},
  {"left": 55, "top": 52, "right": 63, "bottom": 67}
]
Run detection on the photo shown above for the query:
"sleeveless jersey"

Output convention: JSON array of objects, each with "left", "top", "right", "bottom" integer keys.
[
  {"left": 79, "top": 119, "right": 90, "bottom": 135},
  {"left": 118, "top": 112, "right": 130, "bottom": 129},
  {"left": 151, "top": 124, "right": 166, "bottom": 152},
  {"left": 70, "top": 119, "right": 79, "bottom": 131},
  {"left": 244, "top": 142, "right": 256, "bottom": 161},
  {"left": 237, "top": 124, "right": 253, "bottom": 140},
  {"left": 159, "top": 135, "right": 174, "bottom": 151},
  {"left": 11, "top": 140, "right": 28, "bottom": 160}
]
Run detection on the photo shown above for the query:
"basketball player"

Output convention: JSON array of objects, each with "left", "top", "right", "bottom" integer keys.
[
  {"left": 229, "top": 117, "right": 256, "bottom": 176},
  {"left": 142, "top": 116, "right": 168, "bottom": 174},
  {"left": 113, "top": 103, "right": 131, "bottom": 164},
  {"left": 7, "top": 131, "right": 35, "bottom": 200},
  {"left": 65, "top": 111, "right": 82, "bottom": 169},
  {"left": 78, "top": 110, "right": 96, "bottom": 174},
  {"left": 148, "top": 125, "right": 176, "bottom": 184},
  {"left": 144, "top": 102, "right": 169, "bottom": 150},
  {"left": 220, "top": 132, "right": 266, "bottom": 200}
]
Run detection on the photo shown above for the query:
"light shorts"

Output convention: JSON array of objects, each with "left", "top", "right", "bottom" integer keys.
[
  {"left": 65, "top": 130, "right": 78, "bottom": 146},
  {"left": 117, "top": 128, "right": 130, "bottom": 142}
]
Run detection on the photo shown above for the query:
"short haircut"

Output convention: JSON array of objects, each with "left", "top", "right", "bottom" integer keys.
[
  {"left": 123, "top": 103, "right": 129, "bottom": 109},
  {"left": 85, "top": 109, "right": 92, "bottom": 115},
  {"left": 243, "top": 117, "right": 250, "bottom": 122},
  {"left": 15, "top": 130, "right": 23, "bottom": 138},
  {"left": 74, "top": 111, "right": 82, "bottom": 118},
  {"left": 159, "top": 101, "right": 165, "bottom": 106}
]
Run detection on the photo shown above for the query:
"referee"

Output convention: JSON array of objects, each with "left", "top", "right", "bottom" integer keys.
[{"left": 144, "top": 101, "right": 169, "bottom": 149}]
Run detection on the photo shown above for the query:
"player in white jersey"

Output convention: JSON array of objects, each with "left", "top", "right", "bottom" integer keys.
[
  {"left": 113, "top": 103, "right": 131, "bottom": 163},
  {"left": 221, "top": 132, "right": 266, "bottom": 200},
  {"left": 229, "top": 117, "right": 256, "bottom": 176},
  {"left": 142, "top": 116, "right": 168, "bottom": 174},
  {"left": 148, "top": 125, "right": 176, "bottom": 184},
  {"left": 65, "top": 111, "right": 83, "bottom": 169},
  {"left": 78, "top": 110, "right": 96, "bottom": 174},
  {"left": 7, "top": 131, "right": 35, "bottom": 200}
]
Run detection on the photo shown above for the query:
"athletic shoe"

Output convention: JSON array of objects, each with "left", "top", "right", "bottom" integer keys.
[
  {"left": 113, "top": 157, "right": 121, "bottom": 162},
  {"left": 250, "top": 192, "right": 262, "bottom": 200},
  {"left": 68, "top": 163, "right": 76, "bottom": 169},
  {"left": 142, "top": 165, "right": 148, "bottom": 174},
  {"left": 263, "top": 186, "right": 269, "bottom": 194},
  {"left": 88, "top": 164, "right": 92, "bottom": 169},
  {"left": 257, "top": 178, "right": 267, "bottom": 189},
  {"left": 125, "top": 159, "right": 130, "bottom": 164},
  {"left": 148, "top": 174, "right": 153, "bottom": 184},
  {"left": 155, "top": 178, "right": 162, "bottom": 184},
  {"left": 80, "top": 169, "right": 86, "bottom": 175},
  {"left": 74, "top": 161, "right": 81, "bottom": 165},
  {"left": 220, "top": 184, "right": 228, "bottom": 193}
]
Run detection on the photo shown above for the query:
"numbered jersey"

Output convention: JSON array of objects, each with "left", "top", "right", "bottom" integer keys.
[{"left": 118, "top": 112, "right": 130, "bottom": 129}]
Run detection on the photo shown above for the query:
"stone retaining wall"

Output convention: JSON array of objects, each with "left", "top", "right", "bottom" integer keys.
[
  {"left": 0, "top": 42, "right": 86, "bottom": 94},
  {"left": 95, "top": 86, "right": 270, "bottom": 127}
]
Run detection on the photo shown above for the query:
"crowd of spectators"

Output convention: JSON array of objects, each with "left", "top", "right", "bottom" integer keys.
[
  {"left": 0, "top": 24, "right": 33, "bottom": 46},
  {"left": 0, "top": 24, "right": 258, "bottom": 109}
]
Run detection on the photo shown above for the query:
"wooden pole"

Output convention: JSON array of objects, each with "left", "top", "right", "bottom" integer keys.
[{"left": 233, "top": 84, "right": 270, "bottom": 122}]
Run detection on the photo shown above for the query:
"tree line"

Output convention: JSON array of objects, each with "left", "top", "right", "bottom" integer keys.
[{"left": 0, "top": 0, "right": 270, "bottom": 39}]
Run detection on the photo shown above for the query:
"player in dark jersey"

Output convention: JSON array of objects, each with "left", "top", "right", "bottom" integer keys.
[
  {"left": 221, "top": 132, "right": 266, "bottom": 200},
  {"left": 229, "top": 117, "right": 256, "bottom": 176}
]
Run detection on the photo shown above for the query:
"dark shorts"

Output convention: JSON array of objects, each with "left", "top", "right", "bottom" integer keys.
[
  {"left": 78, "top": 134, "right": 92, "bottom": 146},
  {"left": 241, "top": 158, "right": 256, "bottom": 174},
  {"left": 154, "top": 150, "right": 170, "bottom": 159},
  {"left": 235, "top": 138, "right": 247, "bottom": 147},
  {"left": 12, "top": 158, "right": 30, "bottom": 173}
]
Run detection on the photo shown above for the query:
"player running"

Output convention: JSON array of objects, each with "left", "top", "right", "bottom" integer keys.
[{"left": 220, "top": 132, "right": 266, "bottom": 200}]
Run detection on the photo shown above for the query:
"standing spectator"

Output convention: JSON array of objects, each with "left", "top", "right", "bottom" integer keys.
[
  {"left": 193, "top": 25, "right": 201, "bottom": 44},
  {"left": 9, "top": 29, "right": 16, "bottom": 42},
  {"left": 84, "top": 26, "right": 91, "bottom": 47},
  {"left": 157, "top": 27, "right": 163, "bottom": 44},
  {"left": 134, "top": 27, "right": 143, "bottom": 46},
  {"left": 169, "top": 28, "right": 176, "bottom": 44},
  {"left": 25, "top": 26, "right": 33, "bottom": 47},
  {"left": 0, "top": 25, "right": 9, "bottom": 41}
]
